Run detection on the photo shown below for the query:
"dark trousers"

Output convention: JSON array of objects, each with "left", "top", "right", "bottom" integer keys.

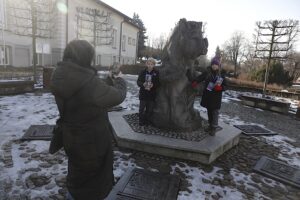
[
  {"left": 207, "top": 109, "right": 219, "bottom": 128},
  {"left": 139, "top": 100, "right": 154, "bottom": 124}
]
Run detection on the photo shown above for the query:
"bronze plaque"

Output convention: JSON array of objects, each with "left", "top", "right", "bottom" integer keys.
[
  {"left": 254, "top": 156, "right": 300, "bottom": 188},
  {"left": 233, "top": 125, "right": 275, "bottom": 135},
  {"left": 106, "top": 168, "right": 180, "bottom": 200},
  {"left": 21, "top": 125, "right": 54, "bottom": 140}
]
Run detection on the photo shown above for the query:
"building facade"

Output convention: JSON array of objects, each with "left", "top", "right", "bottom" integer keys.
[{"left": 0, "top": 0, "right": 140, "bottom": 67}]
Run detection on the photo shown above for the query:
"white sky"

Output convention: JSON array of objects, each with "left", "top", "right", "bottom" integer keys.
[{"left": 102, "top": 0, "right": 300, "bottom": 57}]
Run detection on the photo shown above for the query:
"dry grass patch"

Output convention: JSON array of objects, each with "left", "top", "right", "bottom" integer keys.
[{"left": 227, "top": 78, "right": 284, "bottom": 91}]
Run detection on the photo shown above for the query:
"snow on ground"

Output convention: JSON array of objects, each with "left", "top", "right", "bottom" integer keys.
[
  {"left": 6, "top": 141, "right": 66, "bottom": 198},
  {"left": 0, "top": 93, "right": 58, "bottom": 147},
  {"left": 0, "top": 74, "right": 299, "bottom": 199},
  {"left": 113, "top": 151, "right": 137, "bottom": 179},
  {"left": 262, "top": 135, "right": 300, "bottom": 167},
  {"left": 218, "top": 92, "right": 300, "bottom": 168},
  {"left": 172, "top": 163, "right": 245, "bottom": 200}
]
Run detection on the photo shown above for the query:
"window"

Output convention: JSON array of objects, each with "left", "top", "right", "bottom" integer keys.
[
  {"left": 132, "top": 39, "right": 136, "bottom": 46},
  {"left": 128, "top": 37, "right": 131, "bottom": 45},
  {"left": 0, "top": 0, "right": 6, "bottom": 29},
  {"left": 32, "top": 53, "right": 42, "bottom": 65},
  {"left": 112, "top": 29, "right": 117, "bottom": 49},
  {"left": 37, "top": 53, "right": 43, "bottom": 65},
  {"left": 113, "top": 56, "right": 116, "bottom": 63},
  {"left": 122, "top": 35, "right": 126, "bottom": 51},
  {"left": 97, "top": 55, "right": 101, "bottom": 65},
  {"left": 0, "top": 46, "right": 10, "bottom": 65}
]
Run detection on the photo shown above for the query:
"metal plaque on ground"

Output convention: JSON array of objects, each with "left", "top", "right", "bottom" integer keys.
[
  {"left": 253, "top": 156, "right": 300, "bottom": 188},
  {"left": 233, "top": 125, "right": 276, "bottom": 136},
  {"left": 21, "top": 125, "right": 55, "bottom": 141},
  {"left": 106, "top": 168, "right": 180, "bottom": 200}
]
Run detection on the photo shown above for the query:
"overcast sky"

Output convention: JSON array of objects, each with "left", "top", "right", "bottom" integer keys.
[{"left": 102, "top": 0, "right": 300, "bottom": 57}]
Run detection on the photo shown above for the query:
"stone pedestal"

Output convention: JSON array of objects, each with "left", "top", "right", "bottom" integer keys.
[{"left": 109, "top": 110, "right": 241, "bottom": 164}]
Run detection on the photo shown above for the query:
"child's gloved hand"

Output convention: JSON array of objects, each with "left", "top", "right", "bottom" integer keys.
[
  {"left": 214, "top": 84, "right": 222, "bottom": 91},
  {"left": 191, "top": 81, "right": 198, "bottom": 89}
]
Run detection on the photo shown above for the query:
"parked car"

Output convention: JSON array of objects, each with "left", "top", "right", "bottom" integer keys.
[{"left": 155, "top": 59, "right": 162, "bottom": 67}]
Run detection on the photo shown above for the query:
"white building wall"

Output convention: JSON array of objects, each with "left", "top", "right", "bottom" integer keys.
[
  {"left": 0, "top": 0, "right": 61, "bottom": 67},
  {"left": 120, "top": 23, "right": 138, "bottom": 65},
  {"left": 51, "top": 0, "right": 67, "bottom": 48},
  {"left": 50, "top": 0, "right": 67, "bottom": 65},
  {"left": 0, "top": 0, "right": 139, "bottom": 67},
  {"left": 67, "top": 0, "right": 139, "bottom": 66},
  {"left": 94, "top": 9, "right": 124, "bottom": 66}
]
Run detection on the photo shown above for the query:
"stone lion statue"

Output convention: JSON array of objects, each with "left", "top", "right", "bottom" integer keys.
[{"left": 152, "top": 18, "right": 208, "bottom": 130}]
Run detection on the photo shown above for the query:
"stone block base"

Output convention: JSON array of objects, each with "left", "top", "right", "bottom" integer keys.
[
  {"left": 241, "top": 95, "right": 290, "bottom": 114},
  {"left": 109, "top": 111, "right": 241, "bottom": 164},
  {"left": 0, "top": 80, "right": 34, "bottom": 95}
]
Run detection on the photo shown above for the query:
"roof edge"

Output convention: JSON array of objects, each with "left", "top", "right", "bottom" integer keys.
[{"left": 95, "top": 0, "right": 141, "bottom": 30}]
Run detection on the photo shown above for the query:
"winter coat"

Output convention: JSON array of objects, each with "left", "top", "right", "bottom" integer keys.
[
  {"left": 200, "top": 69, "right": 226, "bottom": 110},
  {"left": 137, "top": 68, "right": 160, "bottom": 101},
  {"left": 51, "top": 60, "right": 126, "bottom": 199}
]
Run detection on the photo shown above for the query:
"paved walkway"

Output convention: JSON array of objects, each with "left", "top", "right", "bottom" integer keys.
[
  {"left": 220, "top": 98, "right": 300, "bottom": 147},
  {"left": 0, "top": 75, "right": 299, "bottom": 199}
]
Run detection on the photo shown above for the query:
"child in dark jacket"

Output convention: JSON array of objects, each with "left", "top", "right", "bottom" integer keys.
[
  {"left": 200, "top": 56, "right": 226, "bottom": 135},
  {"left": 137, "top": 58, "right": 160, "bottom": 126}
]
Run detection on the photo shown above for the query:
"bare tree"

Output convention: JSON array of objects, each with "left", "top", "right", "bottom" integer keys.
[
  {"left": 75, "top": 7, "right": 113, "bottom": 65},
  {"left": 241, "top": 41, "right": 259, "bottom": 72},
  {"left": 223, "top": 31, "right": 246, "bottom": 77},
  {"left": 254, "top": 20, "right": 299, "bottom": 95},
  {"left": 287, "top": 51, "right": 300, "bottom": 81},
  {"left": 76, "top": 7, "right": 112, "bottom": 45},
  {"left": 152, "top": 33, "right": 168, "bottom": 58},
  {"left": 6, "top": 0, "right": 56, "bottom": 82}
]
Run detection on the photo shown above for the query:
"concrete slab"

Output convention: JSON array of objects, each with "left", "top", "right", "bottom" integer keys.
[
  {"left": 240, "top": 95, "right": 290, "bottom": 114},
  {"left": 109, "top": 111, "right": 241, "bottom": 164}
]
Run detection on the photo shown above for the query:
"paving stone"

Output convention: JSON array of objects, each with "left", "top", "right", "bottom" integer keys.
[
  {"left": 211, "top": 194, "right": 219, "bottom": 200},
  {"left": 39, "top": 162, "right": 52, "bottom": 168},
  {"left": 19, "top": 153, "right": 30, "bottom": 158},
  {"left": 55, "top": 194, "right": 65, "bottom": 200},
  {"left": 202, "top": 178, "right": 211, "bottom": 184},
  {"left": 45, "top": 183, "right": 56, "bottom": 190}
]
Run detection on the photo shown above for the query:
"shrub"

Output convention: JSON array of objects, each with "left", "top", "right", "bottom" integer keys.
[
  {"left": 250, "top": 62, "right": 293, "bottom": 85},
  {"left": 227, "top": 77, "right": 284, "bottom": 91}
]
